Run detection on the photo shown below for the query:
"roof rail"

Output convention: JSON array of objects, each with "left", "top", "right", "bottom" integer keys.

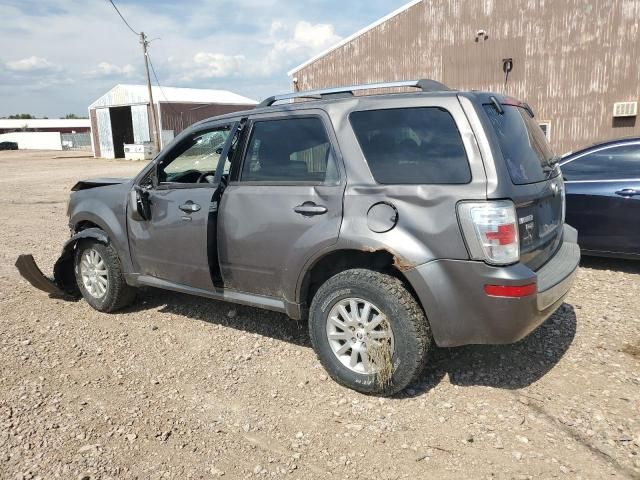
[{"left": 258, "top": 79, "right": 450, "bottom": 108}]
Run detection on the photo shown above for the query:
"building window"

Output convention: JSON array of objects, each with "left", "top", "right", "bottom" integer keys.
[{"left": 538, "top": 122, "right": 551, "bottom": 141}]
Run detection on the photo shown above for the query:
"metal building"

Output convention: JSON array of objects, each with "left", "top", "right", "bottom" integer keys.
[
  {"left": 0, "top": 119, "right": 92, "bottom": 151},
  {"left": 88, "top": 84, "right": 257, "bottom": 158},
  {"left": 288, "top": 0, "right": 640, "bottom": 155}
]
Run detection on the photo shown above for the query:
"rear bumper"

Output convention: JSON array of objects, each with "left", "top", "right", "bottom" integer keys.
[{"left": 404, "top": 225, "right": 580, "bottom": 347}]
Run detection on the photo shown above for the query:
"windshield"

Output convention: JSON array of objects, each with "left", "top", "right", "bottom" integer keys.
[{"left": 483, "top": 104, "right": 556, "bottom": 184}]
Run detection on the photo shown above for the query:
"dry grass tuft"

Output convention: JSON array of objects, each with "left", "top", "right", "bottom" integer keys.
[{"left": 368, "top": 317, "right": 394, "bottom": 390}]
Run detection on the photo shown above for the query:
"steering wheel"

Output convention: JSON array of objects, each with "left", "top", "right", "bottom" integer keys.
[{"left": 197, "top": 171, "right": 216, "bottom": 184}]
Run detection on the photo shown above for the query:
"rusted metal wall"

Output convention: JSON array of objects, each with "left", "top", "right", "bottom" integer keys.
[
  {"left": 158, "top": 102, "right": 255, "bottom": 138},
  {"left": 293, "top": 0, "right": 640, "bottom": 154}
]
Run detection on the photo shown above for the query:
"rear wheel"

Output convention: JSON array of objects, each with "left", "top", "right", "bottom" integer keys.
[
  {"left": 74, "top": 240, "right": 136, "bottom": 312},
  {"left": 309, "top": 269, "right": 431, "bottom": 396}
]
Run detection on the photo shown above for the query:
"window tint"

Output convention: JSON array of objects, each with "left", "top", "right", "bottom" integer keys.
[
  {"left": 562, "top": 144, "right": 640, "bottom": 181},
  {"left": 483, "top": 105, "right": 555, "bottom": 185},
  {"left": 159, "top": 128, "right": 230, "bottom": 183},
  {"left": 241, "top": 117, "right": 338, "bottom": 183},
  {"left": 349, "top": 107, "right": 471, "bottom": 184}
]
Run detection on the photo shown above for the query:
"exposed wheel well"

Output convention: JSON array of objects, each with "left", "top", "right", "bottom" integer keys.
[
  {"left": 300, "top": 249, "right": 419, "bottom": 311},
  {"left": 74, "top": 220, "right": 101, "bottom": 233}
]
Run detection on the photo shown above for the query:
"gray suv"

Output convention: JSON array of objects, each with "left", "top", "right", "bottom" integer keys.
[{"left": 16, "top": 80, "right": 580, "bottom": 395}]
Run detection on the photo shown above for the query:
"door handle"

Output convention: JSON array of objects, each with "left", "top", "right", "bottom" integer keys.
[
  {"left": 615, "top": 188, "right": 640, "bottom": 197},
  {"left": 179, "top": 201, "right": 201, "bottom": 213},
  {"left": 294, "top": 202, "right": 328, "bottom": 216}
]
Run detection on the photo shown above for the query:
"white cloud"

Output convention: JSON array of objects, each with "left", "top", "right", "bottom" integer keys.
[
  {"left": 5, "top": 56, "right": 60, "bottom": 73},
  {"left": 178, "top": 21, "right": 340, "bottom": 81},
  {"left": 84, "top": 62, "right": 136, "bottom": 78},
  {"left": 183, "top": 52, "right": 246, "bottom": 81},
  {"left": 256, "top": 20, "right": 341, "bottom": 75},
  {"left": 293, "top": 21, "right": 341, "bottom": 50}
]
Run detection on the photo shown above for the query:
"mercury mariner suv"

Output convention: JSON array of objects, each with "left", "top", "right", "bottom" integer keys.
[{"left": 16, "top": 79, "right": 580, "bottom": 395}]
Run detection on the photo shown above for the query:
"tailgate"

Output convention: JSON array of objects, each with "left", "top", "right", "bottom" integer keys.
[
  {"left": 481, "top": 100, "right": 564, "bottom": 270},
  {"left": 515, "top": 177, "right": 564, "bottom": 270}
]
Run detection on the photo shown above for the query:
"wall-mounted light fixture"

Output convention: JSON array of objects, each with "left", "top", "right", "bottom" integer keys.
[
  {"left": 475, "top": 29, "right": 489, "bottom": 42},
  {"left": 502, "top": 58, "right": 514, "bottom": 93}
]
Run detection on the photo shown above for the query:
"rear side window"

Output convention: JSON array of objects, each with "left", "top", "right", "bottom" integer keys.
[
  {"left": 241, "top": 117, "right": 338, "bottom": 183},
  {"left": 562, "top": 144, "right": 640, "bottom": 181},
  {"left": 483, "top": 104, "right": 555, "bottom": 185},
  {"left": 349, "top": 107, "right": 471, "bottom": 184}
]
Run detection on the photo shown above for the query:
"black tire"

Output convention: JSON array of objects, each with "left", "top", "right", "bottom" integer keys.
[
  {"left": 74, "top": 240, "right": 136, "bottom": 312},
  {"left": 309, "top": 269, "right": 431, "bottom": 396}
]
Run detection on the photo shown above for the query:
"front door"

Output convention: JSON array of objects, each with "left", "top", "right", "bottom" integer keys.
[
  {"left": 128, "top": 124, "right": 234, "bottom": 290},
  {"left": 562, "top": 142, "right": 640, "bottom": 255},
  {"left": 217, "top": 112, "right": 344, "bottom": 300}
]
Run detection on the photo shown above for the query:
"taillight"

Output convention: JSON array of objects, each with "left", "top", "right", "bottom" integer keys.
[{"left": 457, "top": 200, "right": 520, "bottom": 265}]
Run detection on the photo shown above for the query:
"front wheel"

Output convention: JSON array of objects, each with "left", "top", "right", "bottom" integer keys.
[
  {"left": 309, "top": 269, "right": 432, "bottom": 396},
  {"left": 74, "top": 240, "right": 136, "bottom": 312}
]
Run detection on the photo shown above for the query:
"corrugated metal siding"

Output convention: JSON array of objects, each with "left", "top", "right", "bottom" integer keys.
[
  {"left": 159, "top": 103, "right": 255, "bottom": 137},
  {"left": 91, "top": 85, "right": 151, "bottom": 109},
  {"left": 95, "top": 108, "right": 114, "bottom": 159},
  {"left": 294, "top": 0, "right": 640, "bottom": 154},
  {"left": 89, "top": 108, "right": 100, "bottom": 158},
  {"left": 131, "top": 104, "right": 150, "bottom": 144}
]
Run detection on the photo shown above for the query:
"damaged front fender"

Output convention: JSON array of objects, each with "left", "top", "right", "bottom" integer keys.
[{"left": 15, "top": 227, "right": 109, "bottom": 299}]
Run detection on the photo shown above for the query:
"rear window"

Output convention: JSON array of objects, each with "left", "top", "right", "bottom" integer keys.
[
  {"left": 349, "top": 107, "right": 471, "bottom": 184},
  {"left": 483, "top": 104, "right": 555, "bottom": 184}
]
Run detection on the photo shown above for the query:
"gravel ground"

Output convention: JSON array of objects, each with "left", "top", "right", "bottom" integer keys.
[{"left": 1, "top": 150, "right": 639, "bottom": 480}]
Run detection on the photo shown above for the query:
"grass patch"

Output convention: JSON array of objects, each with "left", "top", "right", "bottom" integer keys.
[{"left": 368, "top": 317, "right": 394, "bottom": 390}]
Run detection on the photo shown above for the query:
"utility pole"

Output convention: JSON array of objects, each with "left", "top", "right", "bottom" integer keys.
[{"left": 140, "top": 31, "right": 160, "bottom": 153}]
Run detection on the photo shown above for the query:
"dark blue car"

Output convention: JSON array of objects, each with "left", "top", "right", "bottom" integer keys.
[{"left": 560, "top": 138, "right": 640, "bottom": 259}]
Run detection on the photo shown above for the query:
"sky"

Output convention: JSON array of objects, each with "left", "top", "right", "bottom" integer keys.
[{"left": 0, "top": 0, "right": 408, "bottom": 117}]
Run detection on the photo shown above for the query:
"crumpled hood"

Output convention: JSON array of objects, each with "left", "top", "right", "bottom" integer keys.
[{"left": 71, "top": 177, "right": 130, "bottom": 191}]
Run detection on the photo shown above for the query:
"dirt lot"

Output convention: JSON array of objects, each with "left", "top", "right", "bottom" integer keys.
[{"left": 1, "top": 150, "right": 639, "bottom": 479}]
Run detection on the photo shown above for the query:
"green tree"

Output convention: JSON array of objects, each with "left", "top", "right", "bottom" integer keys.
[{"left": 8, "top": 113, "right": 34, "bottom": 119}]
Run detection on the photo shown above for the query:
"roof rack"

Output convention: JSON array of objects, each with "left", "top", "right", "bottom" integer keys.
[{"left": 258, "top": 79, "right": 450, "bottom": 108}]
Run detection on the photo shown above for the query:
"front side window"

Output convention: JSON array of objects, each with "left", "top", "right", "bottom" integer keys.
[
  {"left": 159, "top": 127, "right": 230, "bottom": 184},
  {"left": 562, "top": 144, "right": 640, "bottom": 181},
  {"left": 240, "top": 117, "right": 338, "bottom": 183},
  {"left": 349, "top": 107, "right": 471, "bottom": 184}
]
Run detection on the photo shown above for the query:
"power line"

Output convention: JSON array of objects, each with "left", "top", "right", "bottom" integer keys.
[
  {"left": 105, "top": 0, "right": 161, "bottom": 151},
  {"left": 147, "top": 52, "right": 170, "bottom": 104},
  {"left": 107, "top": 0, "right": 139, "bottom": 36},
  {"left": 147, "top": 51, "right": 180, "bottom": 116}
]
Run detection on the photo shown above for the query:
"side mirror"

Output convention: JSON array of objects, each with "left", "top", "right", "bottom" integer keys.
[{"left": 130, "top": 186, "right": 152, "bottom": 221}]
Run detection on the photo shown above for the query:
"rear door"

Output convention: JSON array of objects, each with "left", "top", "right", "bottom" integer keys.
[
  {"left": 482, "top": 101, "right": 564, "bottom": 270},
  {"left": 217, "top": 111, "right": 344, "bottom": 301},
  {"left": 561, "top": 142, "right": 640, "bottom": 255}
]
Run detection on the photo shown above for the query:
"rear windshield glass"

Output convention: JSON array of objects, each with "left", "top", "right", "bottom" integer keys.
[
  {"left": 349, "top": 107, "right": 471, "bottom": 184},
  {"left": 483, "top": 104, "right": 555, "bottom": 185}
]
